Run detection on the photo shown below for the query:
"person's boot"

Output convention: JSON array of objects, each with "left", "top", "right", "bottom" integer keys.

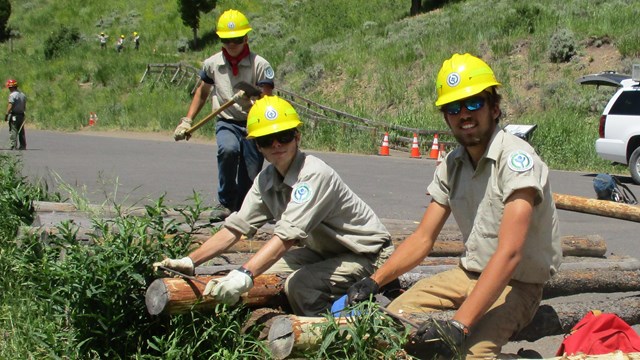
[{"left": 209, "top": 204, "right": 231, "bottom": 222}]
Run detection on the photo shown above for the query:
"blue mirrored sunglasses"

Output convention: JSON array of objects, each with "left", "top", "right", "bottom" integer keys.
[{"left": 443, "top": 96, "right": 486, "bottom": 115}]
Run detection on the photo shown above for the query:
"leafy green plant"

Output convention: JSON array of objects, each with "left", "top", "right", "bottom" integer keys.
[
  {"left": 44, "top": 25, "right": 81, "bottom": 60},
  {"left": 143, "top": 304, "right": 270, "bottom": 359},
  {"left": 548, "top": 28, "right": 577, "bottom": 63},
  {"left": 304, "top": 300, "right": 410, "bottom": 360}
]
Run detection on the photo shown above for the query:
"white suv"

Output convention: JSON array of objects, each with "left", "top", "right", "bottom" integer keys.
[{"left": 579, "top": 67, "right": 640, "bottom": 184}]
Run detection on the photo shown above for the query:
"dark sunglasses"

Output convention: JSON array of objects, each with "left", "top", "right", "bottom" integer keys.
[
  {"left": 255, "top": 129, "right": 297, "bottom": 148},
  {"left": 221, "top": 36, "right": 245, "bottom": 45},
  {"left": 443, "top": 96, "right": 486, "bottom": 115}
]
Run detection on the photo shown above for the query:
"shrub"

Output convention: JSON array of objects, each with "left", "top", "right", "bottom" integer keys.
[
  {"left": 0, "top": 0, "right": 10, "bottom": 40},
  {"left": 44, "top": 25, "right": 81, "bottom": 60},
  {"left": 548, "top": 28, "right": 577, "bottom": 63}
]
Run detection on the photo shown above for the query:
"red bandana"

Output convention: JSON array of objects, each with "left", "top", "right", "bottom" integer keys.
[{"left": 222, "top": 44, "right": 250, "bottom": 76}]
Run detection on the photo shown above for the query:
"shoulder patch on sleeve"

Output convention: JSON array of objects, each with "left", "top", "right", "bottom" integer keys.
[
  {"left": 264, "top": 66, "right": 275, "bottom": 79},
  {"left": 291, "top": 182, "right": 313, "bottom": 204},
  {"left": 507, "top": 150, "right": 534, "bottom": 172}
]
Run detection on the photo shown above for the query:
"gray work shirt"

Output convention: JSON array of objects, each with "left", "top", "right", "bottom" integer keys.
[
  {"left": 428, "top": 129, "right": 562, "bottom": 284},
  {"left": 225, "top": 152, "right": 391, "bottom": 256},
  {"left": 8, "top": 91, "right": 27, "bottom": 114},
  {"left": 200, "top": 51, "right": 274, "bottom": 122}
]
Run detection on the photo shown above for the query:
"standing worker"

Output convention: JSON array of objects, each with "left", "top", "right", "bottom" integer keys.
[
  {"left": 5, "top": 79, "right": 27, "bottom": 150},
  {"left": 116, "top": 34, "right": 125, "bottom": 52},
  {"left": 132, "top": 31, "right": 140, "bottom": 50},
  {"left": 347, "top": 53, "right": 562, "bottom": 359},
  {"left": 158, "top": 96, "right": 393, "bottom": 316},
  {"left": 173, "top": 9, "right": 275, "bottom": 219},
  {"left": 98, "top": 32, "right": 108, "bottom": 49}
]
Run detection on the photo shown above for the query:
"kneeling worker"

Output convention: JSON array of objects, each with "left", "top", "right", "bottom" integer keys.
[
  {"left": 347, "top": 53, "right": 562, "bottom": 359},
  {"left": 155, "top": 95, "right": 393, "bottom": 316}
]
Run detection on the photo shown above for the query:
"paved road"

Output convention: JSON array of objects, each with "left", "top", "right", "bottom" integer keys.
[{"left": 7, "top": 129, "right": 640, "bottom": 260}]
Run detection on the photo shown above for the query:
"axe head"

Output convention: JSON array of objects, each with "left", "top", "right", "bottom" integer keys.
[{"left": 233, "top": 81, "right": 262, "bottom": 98}]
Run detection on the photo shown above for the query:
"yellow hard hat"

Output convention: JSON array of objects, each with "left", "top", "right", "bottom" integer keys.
[
  {"left": 120, "top": 34, "right": 125, "bottom": 38},
  {"left": 247, "top": 96, "right": 302, "bottom": 139},
  {"left": 435, "top": 53, "right": 501, "bottom": 107},
  {"left": 133, "top": 32, "right": 138, "bottom": 36},
  {"left": 216, "top": 9, "right": 252, "bottom": 39}
]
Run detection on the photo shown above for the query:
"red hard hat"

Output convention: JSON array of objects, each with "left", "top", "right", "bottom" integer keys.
[{"left": 6, "top": 79, "right": 18, "bottom": 88}]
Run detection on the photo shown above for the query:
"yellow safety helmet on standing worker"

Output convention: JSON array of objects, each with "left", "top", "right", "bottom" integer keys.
[
  {"left": 247, "top": 96, "right": 302, "bottom": 139},
  {"left": 435, "top": 53, "right": 501, "bottom": 107},
  {"left": 216, "top": 9, "right": 252, "bottom": 39}
]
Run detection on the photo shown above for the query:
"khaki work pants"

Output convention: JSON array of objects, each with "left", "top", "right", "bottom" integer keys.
[
  {"left": 387, "top": 266, "right": 543, "bottom": 359},
  {"left": 265, "top": 245, "right": 393, "bottom": 316}
]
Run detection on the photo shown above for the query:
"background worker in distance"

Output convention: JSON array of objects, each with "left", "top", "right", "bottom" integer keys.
[
  {"left": 173, "top": 9, "right": 275, "bottom": 219},
  {"left": 347, "top": 53, "right": 562, "bottom": 359},
  {"left": 5, "top": 79, "right": 27, "bottom": 150},
  {"left": 159, "top": 96, "right": 393, "bottom": 316},
  {"left": 98, "top": 32, "right": 108, "bottom": 49}
]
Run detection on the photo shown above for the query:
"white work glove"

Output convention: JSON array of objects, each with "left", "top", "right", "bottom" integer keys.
[
  {"left": 152, "top": 256, "right": 194, "bottom": 276},
  {"left": 203, "top": 269, "right": 253, "bottom": 305},
  {"left": 173, "top": 117, "right": 192, "bottom": 141}
]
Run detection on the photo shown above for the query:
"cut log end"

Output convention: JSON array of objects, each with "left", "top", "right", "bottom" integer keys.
[
  {"left": 268, "top": 316, "right": 295, "bottom": 360},
  {"left": 145, "top": 279, "right": 170, "bottom": 316}
]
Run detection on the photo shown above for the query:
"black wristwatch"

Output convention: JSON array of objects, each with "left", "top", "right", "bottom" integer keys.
[
  {"left": 237, "top": 266, "right": 254, "bottom": 280},
  {"left": 450, "top": 319, "right": 470, "bottom": 336}
]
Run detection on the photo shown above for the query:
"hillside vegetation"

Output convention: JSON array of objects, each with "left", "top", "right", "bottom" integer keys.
[{"left": 2, "top": 0, "right": 640, "bottom": 173}]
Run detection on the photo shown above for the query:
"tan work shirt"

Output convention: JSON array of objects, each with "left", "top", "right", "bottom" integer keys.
[
  {"left": 201, "top": 51, "right": 274, "bottom": 122},
  {"left": 428, "top": 128, "right": 562, "bottom": 284},
  {"left": 225, "top": 151, "right": 391, "bottom": 256}
]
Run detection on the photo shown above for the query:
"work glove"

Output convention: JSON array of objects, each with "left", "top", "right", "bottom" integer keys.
[
  {"left": 346, "top": 277, "right": 379, "bottom": 305},
  {"left": 152, "top": 256, "right": 194, "bottom": 276},
  {"left": 404, "top": 318, "right": 468, "bottom": 359},
  {"left": 203, "top": 268, "right": 253, "bottom": 305},
  {"left": 173, "top": 117, "right": 192, "bottom": 141}
]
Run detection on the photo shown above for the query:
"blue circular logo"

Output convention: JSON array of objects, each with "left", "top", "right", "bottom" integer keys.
[
  {"left": 265, "top": 106, "right": 278, "bottom": 121},
  {"left": 265, "top": 66, "right": 275, "bottom": 79},
  {"left": 447, "top": 72, "right": 461, "bottom": 87},
  {"left": 292, "top": 183, "right": 313, "bottom": 203},
  {"left": 508, "top": 150, "right": 534, "bottom": 172}
]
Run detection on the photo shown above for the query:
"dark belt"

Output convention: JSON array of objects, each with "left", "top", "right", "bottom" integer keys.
[
  {"left": 10, "top": 112, "right": 24, "bottom": 115},
  {"left": 218, "top": 117, "right": 246, "bottom": 126}
]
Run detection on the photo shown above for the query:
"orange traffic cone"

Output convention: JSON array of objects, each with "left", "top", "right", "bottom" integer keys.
[
  {"left": 410, "top": 133, "right": 421, "bottom": 158},
  {"left": 429, "top": 134, "right": 440, "bottom": 159},
  {"left": 436, "top": 143, "right": 447, "bottom": 165},
  {"left": 378, "top": 132, "right": 390, "bottom": 156}
]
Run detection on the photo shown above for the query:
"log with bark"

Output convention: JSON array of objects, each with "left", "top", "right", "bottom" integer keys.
[
  {"left": 148, "top": 257, "right": 640, "bottom": 316},
  {"left": 553, "top": 193, "right": 640, "bottom": 222},
  {"left": 145, "top": 273, "right": 287, "bottom": 316},
  {"left": 265, "top": 295, "right": 640, "bottom": 358}
]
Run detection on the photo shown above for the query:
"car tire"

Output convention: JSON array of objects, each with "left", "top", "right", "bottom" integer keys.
[{"left": 630, "top": 147, "right": 640, "bottom": 185}]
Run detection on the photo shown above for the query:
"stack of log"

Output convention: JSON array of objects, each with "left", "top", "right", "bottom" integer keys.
[{"left": 23, "top": 199, "right": 640, "bottom": 359}]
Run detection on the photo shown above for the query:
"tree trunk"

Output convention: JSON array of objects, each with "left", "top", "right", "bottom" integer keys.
[
  {"left": 150, "top": 257, "right": 640, "bottom": 315},
  {"left": 553, "top": 193, "right": 640, "bottom": 222},
  {"left": 145, "top": 273, "right": 287, "bottom": 315},
  {"left": 265, "top": 296, "right": 640, "bottom": 358}
]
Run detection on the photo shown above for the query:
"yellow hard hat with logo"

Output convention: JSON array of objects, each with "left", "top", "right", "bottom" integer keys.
[
  {"left": 247, "top": 96, "right": 302, "bottom": 139},
  {"left": 216, "top": 9, "right": 252, "bottom": 39},
  {"left": 435, "top": 53, "right": 501, "bottom": 107}
]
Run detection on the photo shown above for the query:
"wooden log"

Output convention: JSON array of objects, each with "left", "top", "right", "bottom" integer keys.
[
  {"left": 399, "top": 266, "right": 640, "bottom": 300},
  {"left": 543, "top": 269, "right": 640, "bottom": 298},
  {"left": 553, "top": 193, "right": 640, "bottom": 222},
  {"left": 155, "top": 257, "right": 640, "bottom": 316},
  {"left": 266, "top": 296, "right": 640, "bottom": 358},
  {"left": 145, "top": 273, "right": 286, "bottom": 315}
]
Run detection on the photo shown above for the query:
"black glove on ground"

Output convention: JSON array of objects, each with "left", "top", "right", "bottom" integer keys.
[
  {"left": 346, "top": 277, "right": 379, "bottom": 305},
  {"left": 404, "top": 318, "right": 468, "bottom": 359}
]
